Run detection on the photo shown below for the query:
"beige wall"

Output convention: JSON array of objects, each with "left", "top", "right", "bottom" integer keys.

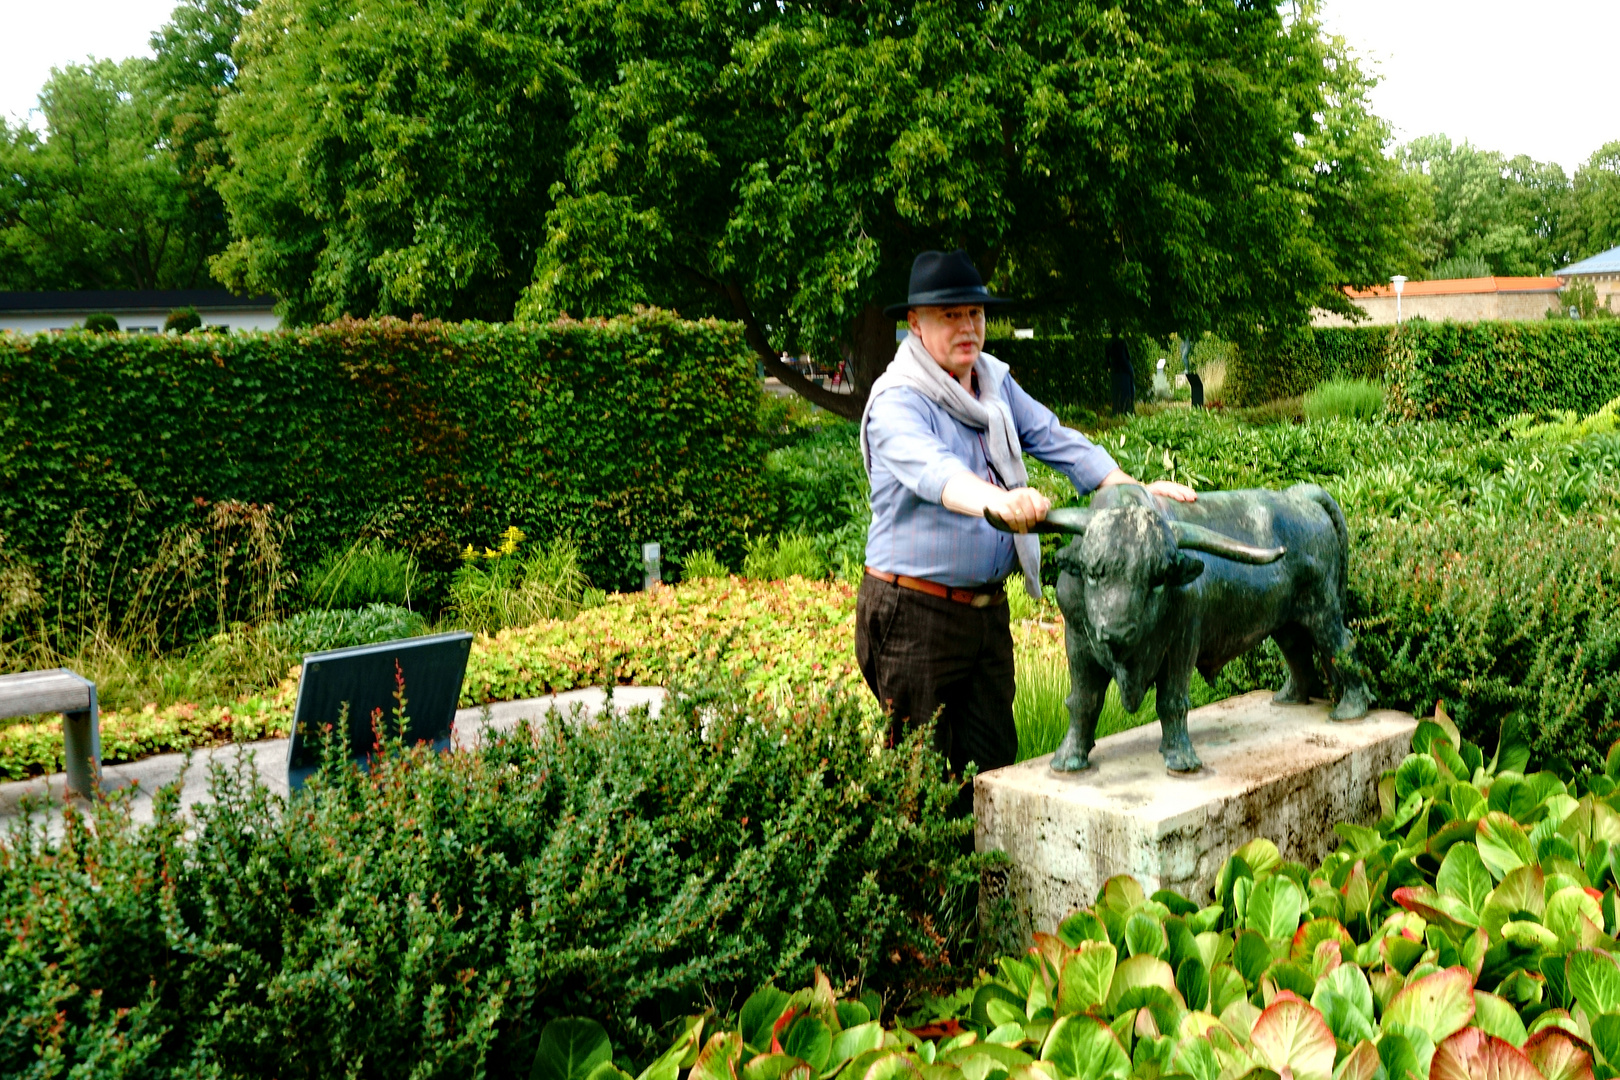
[{"left": 1312, "top": 290, "right": 1560, "bottom": 327}]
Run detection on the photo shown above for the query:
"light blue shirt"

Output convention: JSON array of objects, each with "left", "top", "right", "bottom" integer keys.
[{"left": 862, "top": 375, "right": 1118, "bottom": 587}]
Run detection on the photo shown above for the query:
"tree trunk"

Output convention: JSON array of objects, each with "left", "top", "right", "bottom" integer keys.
[
  {"left": 720, "top": 280, "right": 863, "bottom": 419},
  {"left": 844, "top": 302, "right": 896, "bottom": 403}
]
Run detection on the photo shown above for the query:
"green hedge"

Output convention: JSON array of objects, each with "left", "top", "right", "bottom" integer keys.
[
  {"left": 1227, "top": 321, "right": 1620, "bottom": 422},
  {"left": 0, "top": 312, "right": 764, "bottom": 630},
  {"left": 988, "top": 336, "right": 1155, "bottom": 412},
  {"left": 1388, "top": 320, "right": 1620, "bottom": 424}
]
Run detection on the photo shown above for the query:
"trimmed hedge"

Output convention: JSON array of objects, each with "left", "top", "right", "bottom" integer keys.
[
  {"left": 988, "top": 335, "right": 1155, "bottom": 413},
  {"left": 0, "top": 312, "right": 764, "bottom": 630},
  {"left": 1227, "top": 321, "right": 1620, "bottom": 422}
]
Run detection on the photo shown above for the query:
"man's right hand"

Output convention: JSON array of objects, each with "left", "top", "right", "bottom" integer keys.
[
  {"left": 987, "top": 487, "right": 1053, "bottom": 532},
  {"left": 942, "top": 472, "right": 1051, "bottom": 531}
]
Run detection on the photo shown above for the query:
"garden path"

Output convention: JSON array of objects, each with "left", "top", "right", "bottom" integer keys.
[{"left": 0, "top": 685, "right": 666, "bottom": 837}]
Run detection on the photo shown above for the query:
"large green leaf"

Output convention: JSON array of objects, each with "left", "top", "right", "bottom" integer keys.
[
  {"left": 1473, "top": 990, "right": 1530, "bottom": 1047},
  {"left": 1383, "top": 967, "right": 1476, "bottom": 1045},
  {"left": 1056, "top": 910, "right": 1110, "bottom": 948},
  {"left": 1310, "top": 964, "right": 1375, "bottom": 1046},
  {"left": 1234, "top": 839, "right": 1282, "bottom": 877},
  {"left": 1437, "top": 842, "right": 1494, "bottom": 917},
  {"left": 1170, "top": 1036, "right": 1221, "bottom": 1080},
  {"left": 1249, "top": 993, "right": 1336, "bottom": 1080},
  {"left": 782, "top": 1019, "right": 831, "bottom": 1073},
  {"left": 1483, "top": 866, "right": 1547, "bottom": 934},
  {"left": 1124, "top": 913, "right": 1166, "bottom": 959},
  {"left": 1594, "top": 1014, "right": 1620, "bottom": 1070},
  {"left": 1039, "top": 1015, "right": 1130, "bottom": 1080},
  {"left": 1233, "top": 930, "right": 1272, "bottom": 987},
  {"left": 1478, "top": 812, "right": 1537, "bottom": 881},
  {"left": 1396, "top": 755, "right": 1440, "bottom": 801},
  {"left": 826, "top": 1024, "right": 885, "bottom": 1075},
  {"left": 1055, "top": 942, "right": 1116, "bottom": 1017},
  {"left": 1246, "top": 876, "right": 1303, "bottom": 941},
  {"left": 1175, "top": 956, "right": 1209, "bottom": 1013},
  {"left": 1209, "top": 964, "right": 1248, "bottom": 1017},
  {"left": 533, "top": 1019, "right": 614, "bottom": 1080},
  {"left": 1567, "top": 950, "right": 1620, "bottom": 1018},
  {"left": 742, "top": 988, "right": 794, "bottom": 1055},
  {"left": 1545, "top": 886, "right": 1603, "bottom": 948}
]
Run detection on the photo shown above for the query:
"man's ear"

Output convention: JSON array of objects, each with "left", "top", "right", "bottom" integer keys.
[{"left": 1172, "top": 552, "right": 1205, "bottom": 586}]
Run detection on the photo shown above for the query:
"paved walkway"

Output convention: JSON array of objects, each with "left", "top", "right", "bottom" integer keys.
[{"left": 0, "top": 686, "right": 666, "bottom": 833}]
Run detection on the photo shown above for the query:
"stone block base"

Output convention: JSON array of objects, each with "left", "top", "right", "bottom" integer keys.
[{"left": 975, "top": 690, "right": 1415, "bottom": 936}]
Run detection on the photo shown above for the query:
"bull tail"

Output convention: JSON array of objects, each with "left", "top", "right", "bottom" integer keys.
[{"left": 1293, "top": 483, "right": 1350, "bottom": 606}]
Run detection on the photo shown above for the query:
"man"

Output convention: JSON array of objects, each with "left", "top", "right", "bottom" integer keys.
[{"left": 857, "top": 249, "right": 1194, "bottom": 806}]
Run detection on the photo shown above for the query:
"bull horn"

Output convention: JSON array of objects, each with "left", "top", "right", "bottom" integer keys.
[
  {"left": 1170, "top": 521, "right": 1286, "bottom": 564},
  {"left": 984, "top": 506, "right": 1095, "bottom": 535}
]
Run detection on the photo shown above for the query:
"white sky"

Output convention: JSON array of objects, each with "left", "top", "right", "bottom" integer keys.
[{"left": 2, "top": 0, "right": 1617, "bottom": 173}]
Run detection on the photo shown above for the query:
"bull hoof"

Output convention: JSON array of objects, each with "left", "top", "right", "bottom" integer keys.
[
  {"left": 1167, "top": 764, "right": 1204, "bottom": 777},
  {"left": 1272, "top": 680, "right": 1312, "bottom": 706},
  {"left": 1051, "top": 730, "right": 1094, "bottom": 773},
  {"left": 1161, "top": 745, "right": 1203, "bottom": 774},
  {"left": 1329, "top": 695, "right": 1370, "bottom": 722}
]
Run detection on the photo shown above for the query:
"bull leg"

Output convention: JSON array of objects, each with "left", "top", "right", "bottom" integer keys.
[
  {"left": 1054, "top": 653, "right": 1107, "bottom": 772},
  {"left": 1156, "top": 660, "right": 1202, "bottom": 775},
  {"left": 1304, "top": 614, "right": 1373, "bottom": 721},
  {"left": 1271, "top": 623, "right": 1320, "bottom": 705}
]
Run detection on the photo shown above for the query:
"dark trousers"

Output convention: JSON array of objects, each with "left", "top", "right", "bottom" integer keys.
[{"left": 854, "top": 574, "right": 1018, "bottom": 818}]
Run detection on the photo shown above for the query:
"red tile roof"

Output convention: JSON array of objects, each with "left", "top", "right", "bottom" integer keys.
[{"left": 1345, "top": 276, "right": 1562, "bottom": 298}]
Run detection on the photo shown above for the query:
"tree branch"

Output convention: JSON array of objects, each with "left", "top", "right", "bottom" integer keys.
[{"left": 719, "top": 279, "right": 863, "bottom": 419}]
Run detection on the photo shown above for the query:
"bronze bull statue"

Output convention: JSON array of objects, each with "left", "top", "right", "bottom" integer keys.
[{"left": 989, "top": 483, "right": 1372, "bottom": 774}]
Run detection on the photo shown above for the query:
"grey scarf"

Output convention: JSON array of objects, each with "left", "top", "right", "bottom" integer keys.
[{"left": 860, "top": 333, "right": 1041, "bottom": 599}]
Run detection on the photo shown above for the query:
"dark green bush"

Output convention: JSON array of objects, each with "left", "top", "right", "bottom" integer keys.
[
  {"left": 0, "top": 312, "right": 764, "bottom": 638},
  {"left": 0, "top": 677, "right": 981, "bottom": 1076},
  {"left": 80, "top": 312, "right": 118, "bottom": 332},
  {"left": 304, "top": 540, "right": 419, "bottom": 607},
  {"left": 163, "top": 306, "right": 202, "bottom": 334},
  {"left": 262, "top": 601, "right": 428, "bottom": 653}
]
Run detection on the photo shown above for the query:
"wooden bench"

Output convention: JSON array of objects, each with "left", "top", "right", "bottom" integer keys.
[{"left": 0, "top": 669, "right": 100, "bottom": 797}]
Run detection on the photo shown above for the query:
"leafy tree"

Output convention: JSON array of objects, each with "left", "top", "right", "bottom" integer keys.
[
  {"left": 1564, "top": 140, "right": 1620, "bottom": 262},
  {"left": 1398, "top": 135, "right": 1567, "bottom": 278},
  {"left": 212, "top": 0, "right": 574, "bottom": 324},
  {"left": 147, "top": 0, "right": 259, "bottom": 280},
  {"left": 522, "top": 0, "right": 1421, "bottom": 415},
  {"left": 0, "top": 59, "right": 214, "bottom": 290}
]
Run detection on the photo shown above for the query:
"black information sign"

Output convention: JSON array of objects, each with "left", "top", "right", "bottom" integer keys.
[{"left": 285, "top": 631, "right": 474, "bottom": 790}]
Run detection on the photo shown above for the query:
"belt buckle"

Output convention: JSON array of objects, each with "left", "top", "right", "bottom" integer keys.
[{"left": 970, "top": 593, "right": 992, "bottom": 608}]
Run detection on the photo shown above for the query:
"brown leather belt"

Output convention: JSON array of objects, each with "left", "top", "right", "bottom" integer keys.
[{"left": 865, "top": 567, "right": 1007, "bottom": 608}]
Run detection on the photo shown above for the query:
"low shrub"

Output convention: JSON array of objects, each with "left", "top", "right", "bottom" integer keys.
[
  {"left": 1302, "top": 377, "right": 1385, "bottom": 422},
  {"left": 448, "top": 528, "right": 599, "bottom": 634},
  {"left": 303, "top": 539, "right": 419, "bottom": 608},
  {"left": 0, "top": 676, "right": 984, "bottom": 1075},
  {"left": 262, "top": 602, "right": 429, "bottom": 654},
  {"left": 163, "top": 306, "right": 202, "bottom": 333},
  {"left": 679, "top": 549, "right": 730, "bottom": 580},
  {"left": 742, "top": 535, "right": 826, "bottom": 582},
  {"left": 80, "top": 313, "right": 118, "bottom": 332}
]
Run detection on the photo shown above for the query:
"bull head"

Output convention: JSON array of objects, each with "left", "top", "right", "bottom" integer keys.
[{"left": 984, "top": 507, "right": 1286, "bottom": 565}]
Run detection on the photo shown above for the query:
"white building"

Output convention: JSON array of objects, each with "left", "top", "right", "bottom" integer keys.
[
  {"left": 0, "top": 290, "right": 281, "bottom": 334},
  {"left": 1557, "top": 244, "right": 1620, "bottom": 312}
]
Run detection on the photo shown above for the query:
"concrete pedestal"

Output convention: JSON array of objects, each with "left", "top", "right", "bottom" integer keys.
[{"left": 975, "top": 691, "right": 1415, "bottom": 936}]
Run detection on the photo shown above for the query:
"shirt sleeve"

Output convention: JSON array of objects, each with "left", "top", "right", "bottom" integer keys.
[
  {"left": 865, "top": 388, "right": 975, "bottom": 504},
  {"left": 1005, "top": 375, "right": 1119, "bottom": 493}
]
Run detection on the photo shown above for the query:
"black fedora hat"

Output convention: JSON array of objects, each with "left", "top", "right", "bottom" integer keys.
[{"left": 883, "top": 249, "right": 1014, "bottom": 319}]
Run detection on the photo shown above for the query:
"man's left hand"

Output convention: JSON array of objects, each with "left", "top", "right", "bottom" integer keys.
[{"left": 1145, "top": 479, "right": 1197, "bottom": 502}]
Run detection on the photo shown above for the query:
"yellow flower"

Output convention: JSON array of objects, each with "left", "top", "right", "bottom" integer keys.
[{"left": 459, "top": 544, "right": 479, "bottom": 562}]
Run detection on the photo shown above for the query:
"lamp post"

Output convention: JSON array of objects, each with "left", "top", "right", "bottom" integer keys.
[{"left": 1391, "top": 275, "right": 1407, "bottom": 325}]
